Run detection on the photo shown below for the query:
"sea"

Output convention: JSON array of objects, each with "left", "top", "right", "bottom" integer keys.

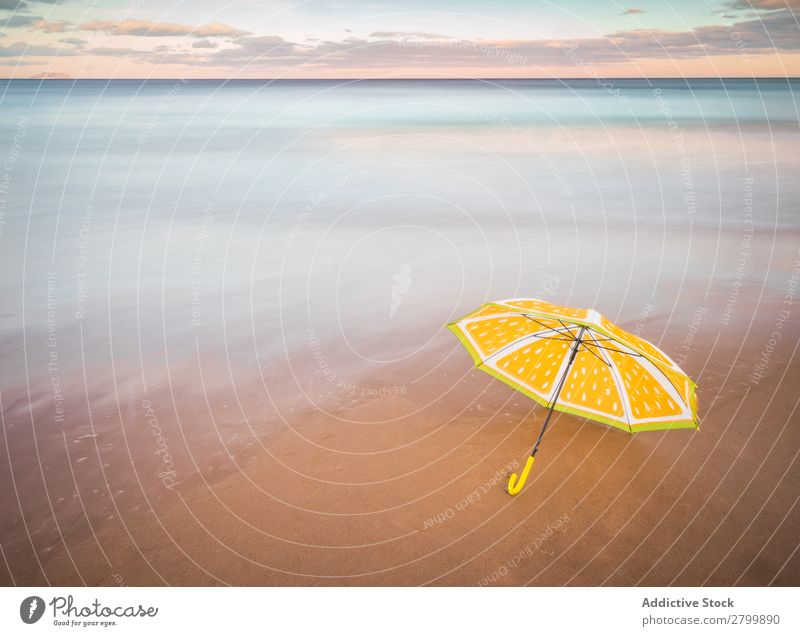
[{"left": 0, "top": 79, "right": 798, "bottom": 545}]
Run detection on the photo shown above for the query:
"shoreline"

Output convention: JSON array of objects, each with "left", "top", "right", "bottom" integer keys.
[{"left": 1, "top": 282, "right": 795, "bottom": 586}]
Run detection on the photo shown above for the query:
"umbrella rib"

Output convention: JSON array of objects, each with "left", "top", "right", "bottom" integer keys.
[
  {"left": 585, "top": 331, "right": 691, "bottom": 414},
  {"left": 581, "top": 340, "right": 644, "bottom": 357},
  {"left": 587, "top": 330, "right": 633, "bottom": 431},
  {"left": 522, "top": 315, "right": 579, "bottom": 339},
  {"left": 587, "top": 331, "right": 692, "bottom": 426},
  {"left": 640, "top": 358, "right": 694, "bottom": 417},
  {"left": 577, "top": 341, "right": 611, "bottom": 366},
  {"left": 585, "top": 328, "right": 679, "bottom": 370},
  {"left": 529, "top": 334, "right": 575, "bottom": 342},
  {"left": 556, "top": 318, "right": 581, "bottom": 338},
  {"left": 475, "top": 329, "right": 572, "bottom": 367}
]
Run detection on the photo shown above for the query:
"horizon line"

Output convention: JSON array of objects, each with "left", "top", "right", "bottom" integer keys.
[{"left": 4, "top": 76, "right": 799, "bottom": 81}]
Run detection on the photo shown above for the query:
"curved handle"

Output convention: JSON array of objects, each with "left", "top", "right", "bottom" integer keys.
[{"left": 507, "top": 455, "right": 535, "bottom": 495}]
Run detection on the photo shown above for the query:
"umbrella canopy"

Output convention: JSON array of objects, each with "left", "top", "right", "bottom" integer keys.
[{"left": 448, "top": 298, "right": 699, "bottom": 494}]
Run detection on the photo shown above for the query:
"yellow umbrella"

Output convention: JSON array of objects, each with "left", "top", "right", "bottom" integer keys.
[{"left": 448, "top": 298, "right": 699, "bottom": 495}]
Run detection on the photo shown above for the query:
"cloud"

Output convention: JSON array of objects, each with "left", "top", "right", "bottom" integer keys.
[
  {"left": 621, "top": 8, "right": 646, "bottom": 14},
  {"left": 85, "top": 46, "right": 182, "bottom": 61},
  {"left": 35, "top": 19, "right": 70, "bottom": 32},
  {"left": 369, "top": 31, "right": 452, "bottom": 39},
  {"left": 207, "top": 34, "right": 548, "bottom": 71},
  {"left": 726, "top": 0, "right": 800, "bottom": 9},
  {"left": 6, "top": 5, "right": 797, "bottom": 76},
  {"left": 563, "top": 12, "right": 799, "bottom": 63},
  {"left": 0, "top": 13, "right": 72, "bottom": 32},
  {"left": 58, "top": 36, "right": 86, "bottom": 46},
  {"left": 199, "top": 8, "right": 800, "bottom": 73},
  {"left": 1, "top": 13, "right": 39, "bottom": 26},
  {"left": 0, "top": 40, "right": 76, "bottom": 57},
  {"left": 79, "top": 19, "right": 248, "bottom": 38},
  {"left": 212, "top": 34, "right": 302, "bottom": 60},
  {"left": 0, "top": 0, "right": 66, "bottom": 10}
]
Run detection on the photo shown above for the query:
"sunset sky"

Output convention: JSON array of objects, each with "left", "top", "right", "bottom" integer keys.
[{"left": 1, "top": 0, "right": 798, "bottom": 78}]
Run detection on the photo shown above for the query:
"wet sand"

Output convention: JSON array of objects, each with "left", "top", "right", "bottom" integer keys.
[{"left": 2, "top": 280, "right": 799, "bottom": 587}]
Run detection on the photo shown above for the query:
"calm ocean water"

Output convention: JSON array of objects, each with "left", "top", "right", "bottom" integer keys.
[
  {"left": 0, "top": 78, "right": 798, "bottom": 412},
  {"left": 1, "top": 79, "right": 799, "bottom": 563}
]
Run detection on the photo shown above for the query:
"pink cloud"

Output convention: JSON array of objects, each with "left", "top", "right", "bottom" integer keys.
[
  {"left": 35, "top": 20, "right": 71, "bottom": 33},
  {"left": 79, "top": 19, "right": 247, "bottom": 38}
]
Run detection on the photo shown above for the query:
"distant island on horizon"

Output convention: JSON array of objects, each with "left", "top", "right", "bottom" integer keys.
[{"left": 27, "top": 72, "right": 73, "bottom": 80}]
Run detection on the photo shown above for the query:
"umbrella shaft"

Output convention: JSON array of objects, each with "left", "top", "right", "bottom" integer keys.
[{"left": 531, "top": 325, "right": 586, "bottom": 457}]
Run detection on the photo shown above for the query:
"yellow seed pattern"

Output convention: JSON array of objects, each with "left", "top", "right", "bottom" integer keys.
[
  {"left": 451, "top": 299, "right": 697, "bottom": 430},
  {"left": 466, "top": 315, "right": 562, "bottom": 357},
  {"left": 561, "top": 350, "right": 624, "bottom": 417},
  {"left": 657, "top": 363, "right": 693, "bottom": 409},
  {"left": 500, "top": 299, "right": 588, "bottom": 321},
  {"left": 496, "top": 338, "right": 572, "bottom": 395},
  {"left": 608, "top": 350, "right": 683, "bottom": 419},
  {"left": 467, "top": 304, "right": 514, "bottom": 319},
  {"left": 599, "top": 316, "right": 673, "bottom": 368}
]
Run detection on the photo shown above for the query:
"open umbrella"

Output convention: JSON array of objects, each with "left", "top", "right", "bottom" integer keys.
[{"left": 448, "top": 298, "right": 699, "bottom": 495}]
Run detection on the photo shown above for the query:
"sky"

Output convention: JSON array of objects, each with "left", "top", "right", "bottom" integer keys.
[{"left": 0, "top": 0, "right": 798, "bottom": 78}]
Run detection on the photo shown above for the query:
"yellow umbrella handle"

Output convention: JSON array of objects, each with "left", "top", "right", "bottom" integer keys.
[
  {"left": 507, "top": 456, "right": 535, "bottom": 495},
  {"left": 506, "top": 326, "right": 586, "bottom": 496}
]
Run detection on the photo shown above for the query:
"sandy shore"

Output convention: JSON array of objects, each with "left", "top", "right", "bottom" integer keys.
[{"left": 2, "top": 279, "right": 799, "bottom": 587}]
